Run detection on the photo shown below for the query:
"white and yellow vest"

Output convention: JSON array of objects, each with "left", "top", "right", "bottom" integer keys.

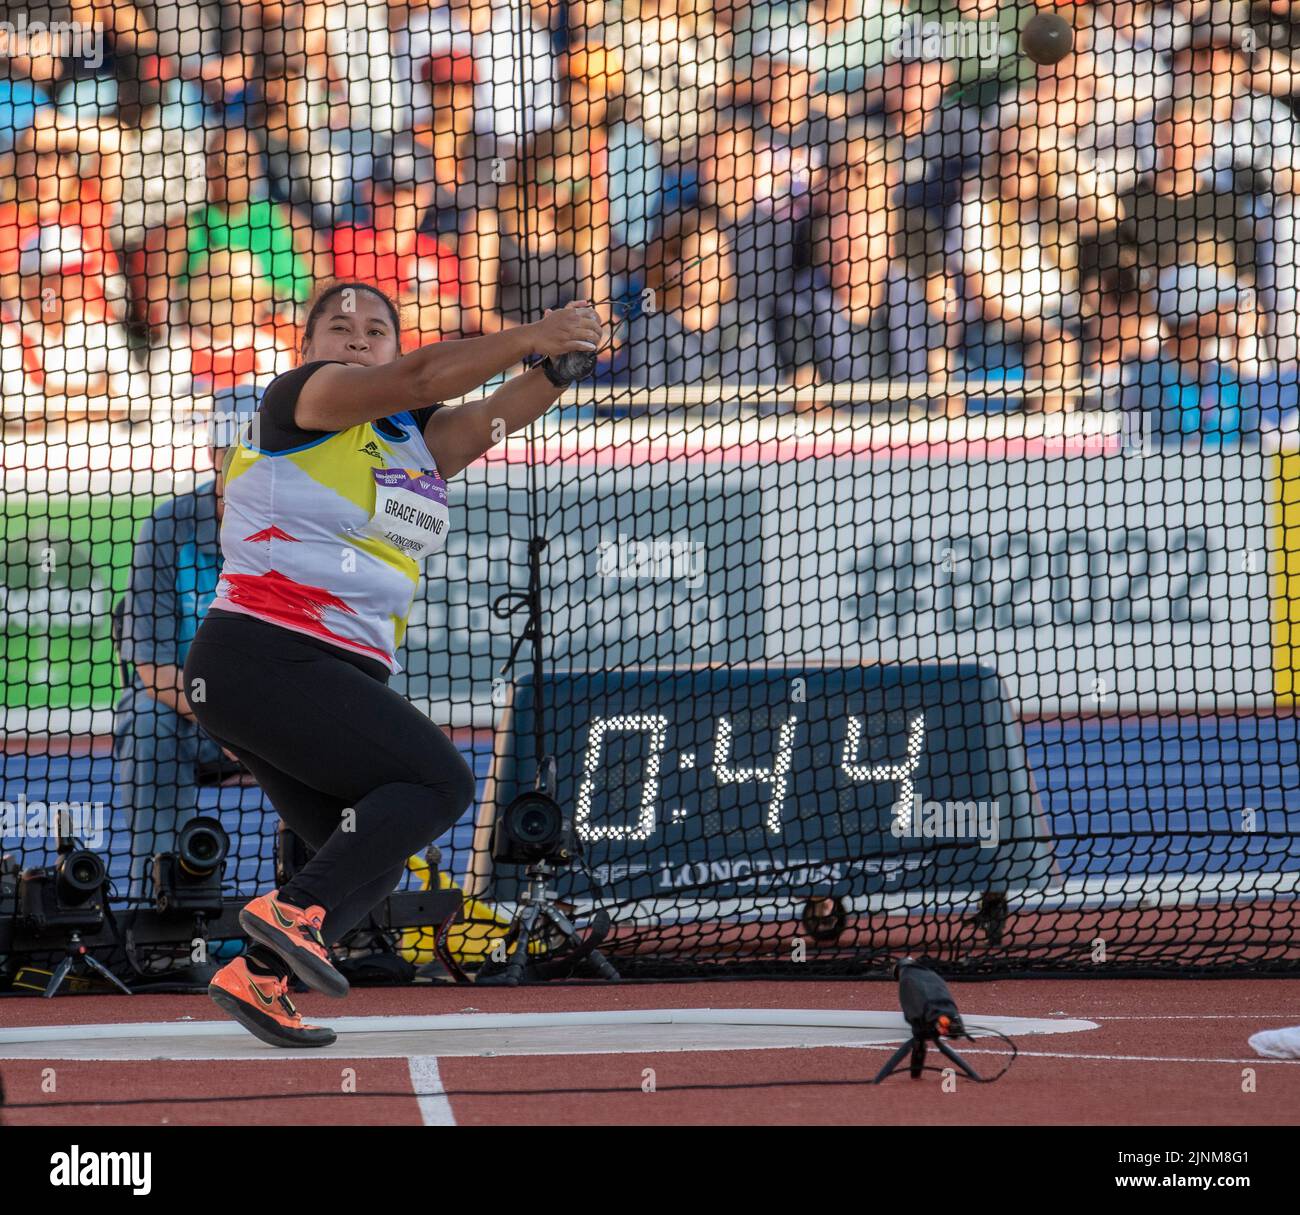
[{"left": 211, "top": 408, "right": 449, "bottom": 672}]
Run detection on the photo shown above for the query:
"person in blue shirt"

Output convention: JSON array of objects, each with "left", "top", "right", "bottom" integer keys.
[
  {"left": 1117, "top": 263, "right": 1300, "bottom": 445},
  {"left": 113, "top": 386, "right": 260, "bottom": 904},
  {"left": 0, "top": 69, "right": 56, "bottom": 154}
]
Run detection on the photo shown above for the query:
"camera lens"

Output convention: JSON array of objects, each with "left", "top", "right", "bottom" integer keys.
[
  {"left": 55, "top": 849, "right": 105, "bottom": 904},
  {"left": 494, "top": 792, "right": 571, "bottom": 866},
  {"left": 518, "top": 806, "right": 553, "bottom": 841},
  {"left": 177, "top": 817, "right": 230, "bottom": 878}
]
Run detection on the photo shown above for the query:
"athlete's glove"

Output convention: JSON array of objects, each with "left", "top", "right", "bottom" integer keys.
[{"left": 540, "top": 350, "right": 599, "bottom": 387}]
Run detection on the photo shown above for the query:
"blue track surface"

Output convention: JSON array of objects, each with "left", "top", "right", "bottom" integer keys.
[
  {"left": 3, "top": 718, "right": 1299, "bottom": 904},
  {"left": 1025, "top": 717, "right": 1300, "bottom": 880}
]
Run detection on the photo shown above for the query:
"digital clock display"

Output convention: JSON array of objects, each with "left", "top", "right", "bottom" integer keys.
[{"left": 478, "top": 665, "right": 1055, "bottom": 907}]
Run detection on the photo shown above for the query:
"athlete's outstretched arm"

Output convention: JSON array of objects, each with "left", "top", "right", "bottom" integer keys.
[
  {"left": 422, "top": 304, "right": 607, "bottom": 477},
  {"left": 294, "top": 305, "right": 601, "bottom": 433}
]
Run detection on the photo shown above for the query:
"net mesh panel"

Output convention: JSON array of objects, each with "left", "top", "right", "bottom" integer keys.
[{"left": 0, "top": 0, "right": 1298, "bottom": 981}]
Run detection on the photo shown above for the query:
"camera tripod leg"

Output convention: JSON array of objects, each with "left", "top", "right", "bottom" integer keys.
[
  {"left": 582, "top": 948, "right": 620, "bottom": 982},
  {"left": 82, "top": 951, "right": 134, "bottom": 995},
  {"left": 871, "top": 1038, "right": 918, "bottom": 1084},
  {"left": 42, "top": 954, "right": 75, "bottom": 998},
  {"left": 871, "top": 1035, "right": 936, "bottom": 1082},
  {"left": 42, "top": 943, "right": 133, "bottom": 998},
  {"left": 496, "top": 903, "right": 543, "bottom": 986},
  {"left": 935, "top": 1038, "right": 983, "bottom": 1082},
  {"left": 538, "top": 905, "right": 620, "bottom": 981}
]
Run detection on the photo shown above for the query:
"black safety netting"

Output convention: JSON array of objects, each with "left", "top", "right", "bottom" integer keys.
[{"left": 1, "top": 0, "right": 1298, "bottom": 987}]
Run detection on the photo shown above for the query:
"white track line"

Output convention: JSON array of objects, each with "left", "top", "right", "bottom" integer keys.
[
  {"left": 407, "top": 1056, "right": 455, "bottom": 1126},
  {"left": 1088, "top": 1015, "right": 1300, "bottom": 1021},
  {"left": 850, "top": 1044, "right": 1300, "bottom": 1065}
]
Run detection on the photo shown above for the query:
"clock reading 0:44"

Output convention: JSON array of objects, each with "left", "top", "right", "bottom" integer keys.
[
  {"left": 479, "top": 665, "right": 1055, "bottom": 906},
  {"left": 572, "top": 708, "right": 929, "bottom": 842}
]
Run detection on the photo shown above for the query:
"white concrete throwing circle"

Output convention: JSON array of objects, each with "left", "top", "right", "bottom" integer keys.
[{"left": 0, "top": 1008, "right": 1098, "bottom": 1059}]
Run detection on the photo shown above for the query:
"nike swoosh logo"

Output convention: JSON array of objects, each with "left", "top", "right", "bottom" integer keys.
[
  {"left": 248, "top": 982, "right": 276, "bottom": 1007},
  {"left": 271, "top": 903, "right": 296, "bottom": 930}
]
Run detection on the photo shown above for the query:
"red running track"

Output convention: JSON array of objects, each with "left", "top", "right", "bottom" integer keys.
[{"left": 0, "top": 979, "right": 1297, "bottom": 1125}]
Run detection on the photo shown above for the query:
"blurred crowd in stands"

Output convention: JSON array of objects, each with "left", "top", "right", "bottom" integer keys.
[{"left": 3, "top": 0, "right": 1300, "bottom": 433}]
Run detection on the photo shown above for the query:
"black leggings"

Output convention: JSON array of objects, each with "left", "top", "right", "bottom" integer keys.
[{"left": 182, "top": 608, "right": 475, "bottom": 947}]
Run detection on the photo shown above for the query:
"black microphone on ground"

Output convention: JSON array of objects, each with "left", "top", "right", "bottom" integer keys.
[
  {"left": 873, "top": 956, "right": 982, "bottom": 1083},
  {"left": 896, "top": 956, "right": 967, "bottom": 1039}
]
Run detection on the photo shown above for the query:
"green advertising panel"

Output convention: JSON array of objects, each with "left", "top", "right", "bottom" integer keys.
[{"left": 0, "top": 495, "right": 159, "bottom": 712}]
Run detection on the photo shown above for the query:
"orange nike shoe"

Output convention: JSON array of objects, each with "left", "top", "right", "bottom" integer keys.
[
  {"left": 239, "top": 889, "right": 350, "bottom": 998},
  {"left": 208, "top": 958, "right": 337, "bottom": 1048}
]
